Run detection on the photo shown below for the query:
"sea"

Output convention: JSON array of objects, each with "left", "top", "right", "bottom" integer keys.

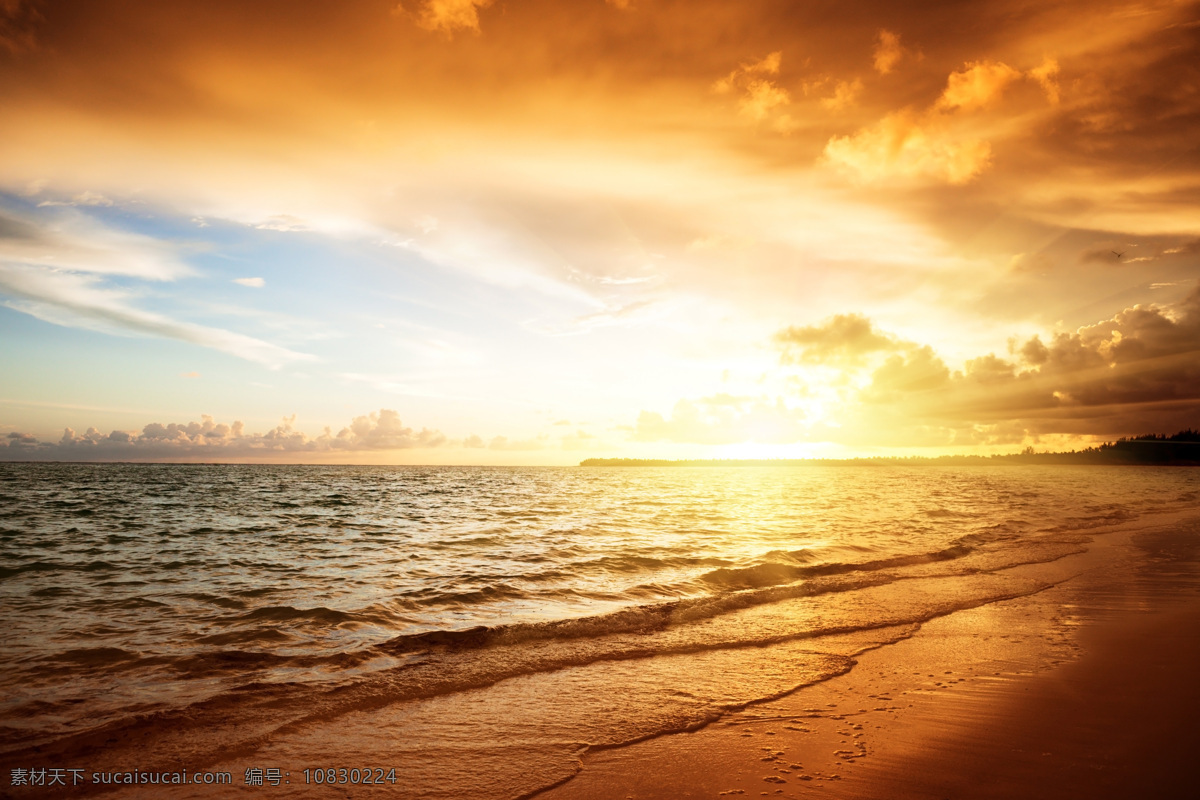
[{"left": 1, "top": 463, "right": 1197, "bottom": 797}]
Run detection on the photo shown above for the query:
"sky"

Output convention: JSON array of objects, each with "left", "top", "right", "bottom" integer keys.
[{"left": 1, "top": 0, "right": 1199, "bottom": 464}]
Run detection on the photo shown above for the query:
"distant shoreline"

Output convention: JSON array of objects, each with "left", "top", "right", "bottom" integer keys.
[
  {"left": 2, "top": 431, "right": 1197, "bottom": 468},
  {"left": 579, "top": 456, "right": 1200, "bottom": 466},
  {"left": 581, "top": 430, "right": 1200, "bottom": 467}
]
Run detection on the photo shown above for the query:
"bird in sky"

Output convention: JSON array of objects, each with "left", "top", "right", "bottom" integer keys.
[{"left": 1112, "top": 250, "right": 1126, "bottom": 258}]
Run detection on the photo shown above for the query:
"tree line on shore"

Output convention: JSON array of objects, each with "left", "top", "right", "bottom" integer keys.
[{"left": 580, "top": 429, "right": 1200, "bottom": 467}]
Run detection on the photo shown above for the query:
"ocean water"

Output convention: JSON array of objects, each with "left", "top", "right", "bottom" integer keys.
[{"left": 1, "top": 463, "right": 1197, "bottom": 797}]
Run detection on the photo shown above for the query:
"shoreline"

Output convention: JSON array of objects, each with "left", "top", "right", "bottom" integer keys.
[
  {"left": 4, "top": 509, "right": 1198, "bottom": 798},
  {"left": 538, "top": 516, "right": 1200, "bottom": 800}
]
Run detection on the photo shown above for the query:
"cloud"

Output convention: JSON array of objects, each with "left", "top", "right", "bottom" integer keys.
[
  {"left": 823, "top": 108, "right": 993, "bottom": 185},
  {"left": 409, "top": 0, "right": 493, "bottom": 36},
  {"left": 0, "top": 207, "right": 192, "bottom": 281},
  {"left": 772, "top": 283, "right": 1200, "bottom": 442},
  {"left": 1002, "top": 286, "right": 1200, "bottom": 411},
  {"left": 338, "top": 409, "right": 447, "bottom": 449},
  {"left": 860, "top": 345, "right": 951, "bottom": 402},
  {"left": 740, "top": 79, "right": 791, "bottom": 120},
  {"left": 0, "top": 410, "right": 449, "bottom": 461},
  {"left": 935, "top": 60, "right": 1021, "bottom": 111},
  {"left": 0, "top": 209, "right": 312, "bottom": 368},
  {"left": 36, "top": 191, "right": 113, "bottom": 208},
  {"left": 1006, "top": 251, "right": 1055, "bottom": 273},
  {"left": 571, "top": 298, "right": 657, "bottom": 331},
  {"left": 233, "top": 277, "right": 265, "bottom": 287},
  {"left": 1028, "top": 56, "right": 1060, "bottom": 104},
  {"left": 823, "top": 53, "right": 1063, "bottom": 186},
  {"left": 820, "top": 78, "right": 863, "bottom": 111},
  {"left": 0, "top": 0, "right": 40, "bottom": 55},
  {"left": 2, "top": 0, "right": 1197, "bottom": 461},
  {"left": 1080, "top": 243, "right": 1138, "bottom": 265},
  {"left": 713, "top": 51, "right": 781, "bottom": 93},
  {"left": 714, "top": 52, "right": 794, "bottom": 130},
  {"left": 253, "top": 214, "right": 309, "bottom": 232},
  {"left": 634, "top": 395, "right": 807, "bottom": 445},
  {"left": 873, "top": 29, "right": 903, "bottom": 75},
  {"left": 0, "top": 266, "right": 315, "bottom": 369},
  {"left": 774, "top": 312, "right": 904, "bottom": 366}
]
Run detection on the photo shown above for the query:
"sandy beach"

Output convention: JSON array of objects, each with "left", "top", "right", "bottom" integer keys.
[{"left": 540, "top": 517, "right": 1200, "bottom": 800}]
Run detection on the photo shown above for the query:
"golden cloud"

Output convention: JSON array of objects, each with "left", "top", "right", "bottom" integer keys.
[
  {"left": 409, "top": 0, "right": 493, "bottom": 36},
  {"left": 873, "top": 29, "right": 903, "bottom": 75},
  {"left": 820, "top": 78, "right": 863, "bottom": 111},
  {"left": 823, "top": 108, "right": 993, "bottom": 185},
  {"left": 1027, "top": 56, "right": 1061, "bottom": 105},
  {"left": 821, "top": 51, "right": 1064, "bottom": 186},
  {"left": 714, "top": 51, "right": 795, "bottom": 130},
  {"left": 935, "top": 60, "right": 1021, "bottom": 111}
]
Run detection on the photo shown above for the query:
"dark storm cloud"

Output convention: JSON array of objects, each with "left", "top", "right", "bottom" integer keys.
[{"left": 850, "top": 282, "right": 1200, "bottom": 436}]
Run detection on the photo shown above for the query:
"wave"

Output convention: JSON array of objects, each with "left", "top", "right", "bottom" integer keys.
[
  {"left": 374, "top": 537, "right": 1081, "bottom": 659},
  {"left": 0, "top": 542, "right": 1081, "bottom": 767},
  {"left": 53, "top": 647, "right": 140, "bottom": 667},
  {"left": 0, "top": 559, "right": 119, "bottom": 579},
  {"left": 236, "top": 605, "right": 360, "bottom": 625},
  {"left": 699, "top": 543, "right": 974, "bottom": 590},
  {"left": 4, "top": 460, "right": 1189, "bottom": 776}
]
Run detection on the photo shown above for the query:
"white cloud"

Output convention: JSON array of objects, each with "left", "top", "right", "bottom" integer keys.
[
  {"left": 0, "top": 265, "right": 315, "bottom": 369},
  {"left": 336, "top": 409, "right": 447, "bottom": 449},
  {"left": 36, "top": 191, "right": 114, "bottom": 208},
  {"left": 0, "top": 410, "right": 448, "bottom": 461},
  {"left": 233, "top": 277, "right": 265, "bottom": 287},
  {"left": 0, "top": 209, "right": 313, "bottom": 368},
  {"left": 0, "top": 207, "right": 192, "bottom": 281},
  {"left": 254, "top": 214, "right": 309, "bottom": 232}
]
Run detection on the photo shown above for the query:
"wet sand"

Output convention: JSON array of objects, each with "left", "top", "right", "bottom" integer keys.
[{"left": 538, "top": 519, "right": 1200, "bottom": 800}]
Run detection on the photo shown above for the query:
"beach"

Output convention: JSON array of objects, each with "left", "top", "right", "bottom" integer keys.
[
  {"left": 2, "top": 465, "right": 1198, "bottom": 798},
  {"left": 6, "top": 0, "right": 1200, "bottom": 796},
  {"left": 542, "top": 517, "right": 1200, "bottom": 800}
]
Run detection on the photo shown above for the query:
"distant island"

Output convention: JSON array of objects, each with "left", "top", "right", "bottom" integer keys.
[{"left": 581, "top": 430, "right": 1200, "bottom": 467}]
